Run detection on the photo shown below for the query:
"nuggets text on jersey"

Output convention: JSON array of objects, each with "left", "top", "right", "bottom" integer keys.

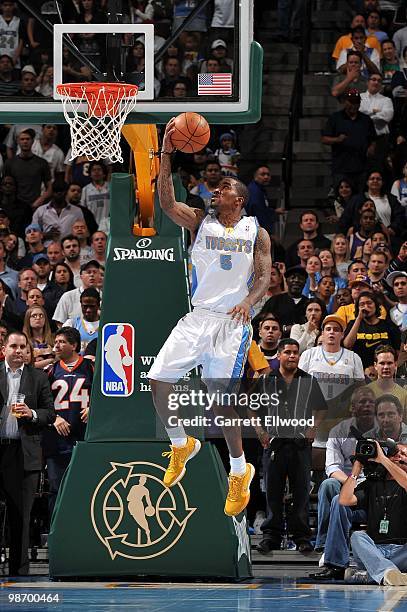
[{"left": 205, "top": 236, "right": 253, "bottom": 253}]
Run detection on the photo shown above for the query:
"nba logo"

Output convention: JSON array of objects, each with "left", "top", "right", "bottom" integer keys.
[{"left": 101, "top": 323, "right": 134, "bottom": 397}]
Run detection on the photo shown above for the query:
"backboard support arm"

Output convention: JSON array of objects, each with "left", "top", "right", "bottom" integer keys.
[{"left": 106, "top": 0, "right": 124, "bottom": 82}]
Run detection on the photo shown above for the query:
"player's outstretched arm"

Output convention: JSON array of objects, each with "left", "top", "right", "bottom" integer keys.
[
  {"left": 228, "top": 227, "right": 271, "bottom": 323},
  {"left": 158, "top": 118, "right": 204, "bottom": 232}
]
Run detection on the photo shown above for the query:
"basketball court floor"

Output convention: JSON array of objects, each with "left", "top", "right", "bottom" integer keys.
[{"left": 1, "top": 577, "right": 407, "bottom": 611}]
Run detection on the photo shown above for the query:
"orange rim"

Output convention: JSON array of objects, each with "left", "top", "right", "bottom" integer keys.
[{"left": 56, "top": 82, "right": 138, "bottom": 117}]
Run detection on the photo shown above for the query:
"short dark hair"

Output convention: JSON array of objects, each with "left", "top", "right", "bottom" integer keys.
[
  {"left": 351, "top": 25, "right": 366, "bottom": 36},
  {"left": 204, "top": 159, "right": 221, "bottom": 171},
  {"left": 231, "top": 178, "right": 249, "bottom": 208},
  {"left": 55, "top": 326, "right": 81, "bottom": 352},
  {"left": 371, "top": 231, "right": 388, "bottom": 243},
  {"left": 19, "top": 128, "right": 35, "bottom": 140},
  {"left": 259, "top": 315, "right": 281, "bottom": 331},
  {"left": 4, "top": 330, "right": 28, "bottom": 347},
  {"left": 80, "top": 287, "right": 100, "bottom": 303},
  {"left": 88, "top": 160, "right": 107, "bottom": 178},
  {"left": 375, "top": 393, "right": 403, "bottom": 416},
  {"left": 164, "top": 55, "right": 180, "bottom": 67},
  {"left": 348, "top": 259, "right": 367, "bottom": 272},
  {"left": 317, "top": 273, "right": 335, "bottom": 285},
  {"left": 67, "top": 181, "right": 82, "bottom": 190},
  {"left": 366, "top": 9, "right": 381, "bottom": 18},
  {"left": 277, "top": 338, "right": 299, "bottom": 352},
  {"left": 374, "top": 344, "right": 396, "bottom": 362},
  {"left": 61, "top": 234, "right": 80, "bottom": 247},
  {"left": 300, "top": 210, "right": 318, "bottom": 223},
  {"left": 382, "top": 39, "right": 395, "bottom": 48},
  {"left": 346, "top": 50, "right": 362, "bottom": 63},
  {"left": 254, "top": 164, "right": 271, "bottom": 174},
  {"left": 52, "top": 178, "right": 68, "bottom": 193}
]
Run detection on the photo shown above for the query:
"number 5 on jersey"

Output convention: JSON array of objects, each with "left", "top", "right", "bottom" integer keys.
[{"left": 220, "top": 254, "right": 232, "bottom": 270}]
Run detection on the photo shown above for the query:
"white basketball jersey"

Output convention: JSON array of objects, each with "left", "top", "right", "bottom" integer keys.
[
  {"left": 299, "top": 346, "right": 364, "bottom": 400},
  {"left": 191, "top": 215, "right": 258, "bottom": 313},
  {"left": 0, "top": 16, "right": 20, "bottom": 67}
]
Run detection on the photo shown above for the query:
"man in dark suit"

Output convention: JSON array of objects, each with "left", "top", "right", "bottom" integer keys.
[{"left": 0, "top": 331, "right": 55, "bottom": 575}]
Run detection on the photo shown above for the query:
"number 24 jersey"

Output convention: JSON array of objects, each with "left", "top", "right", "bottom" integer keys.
[{"left": 43, "top": 357, "right": 94, "bottom": 456}]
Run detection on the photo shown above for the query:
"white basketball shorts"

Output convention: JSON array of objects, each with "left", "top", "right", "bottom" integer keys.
[{"left": 148, "top": 308, "right": 252, "bottom": 386}]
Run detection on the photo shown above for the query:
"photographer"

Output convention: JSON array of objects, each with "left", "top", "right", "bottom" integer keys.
[
  {"left": 252, "top": 339, "right": 327, "bottom": 554},
  {"left": 312, "top": 394, "right": 407, "bottom": 580},
  {"left": 339, "top": 441, "right": 407, "bottom": 585}
]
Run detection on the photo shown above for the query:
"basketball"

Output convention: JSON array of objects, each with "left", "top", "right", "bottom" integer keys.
[
  {"left": 122, "top": 356, "right": 132, "bottom": 367},
  {"left": 145, "top": 505, "right": 155, "bottom": 517},
  {"left": 170, "top": 112, "right": 210, "bottom": 153}
]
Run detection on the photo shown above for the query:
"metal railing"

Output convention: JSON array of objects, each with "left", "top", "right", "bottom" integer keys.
[{"left": 280, "top": 0, "right": 313, "bottom": 210}]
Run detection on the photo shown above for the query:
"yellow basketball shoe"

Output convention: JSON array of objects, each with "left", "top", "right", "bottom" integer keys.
[
  {"left": 162, "top": 436, "right": 201, "bottom": 487},
  {"left": 224, "top": 463, "right": 255, "bottom": 516}
]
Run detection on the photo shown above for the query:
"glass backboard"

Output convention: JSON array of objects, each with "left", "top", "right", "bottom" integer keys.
[{"left": 0, "top": 0, "right": 262, "bottom": 125}]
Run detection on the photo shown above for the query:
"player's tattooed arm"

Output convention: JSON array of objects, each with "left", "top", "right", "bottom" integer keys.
[
  {"left": 248, "top": 227, "right": 272, "bottom": 304},
  {"left": 158, "top": 118, "right": 204, "bottom": 231},
  {"left": 229, "top": 227, "right": 271, "bottom": 324}
]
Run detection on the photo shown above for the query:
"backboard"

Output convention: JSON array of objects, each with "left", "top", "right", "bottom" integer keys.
[{"left": 0, "top": 0, "right": 262, "bottom": 125}]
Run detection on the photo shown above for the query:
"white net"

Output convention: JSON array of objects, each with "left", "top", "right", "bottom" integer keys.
[{"left": 57, "top": 83, "right": 138, "bottom": 163}]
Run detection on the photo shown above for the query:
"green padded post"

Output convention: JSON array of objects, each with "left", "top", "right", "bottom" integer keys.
[{"left": 48, "top": 173, "right": 252, "bottom": 579}]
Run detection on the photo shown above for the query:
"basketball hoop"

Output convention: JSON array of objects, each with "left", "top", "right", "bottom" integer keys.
[{"left": 56, "top": 82, "right": 138, "bottom": 163}]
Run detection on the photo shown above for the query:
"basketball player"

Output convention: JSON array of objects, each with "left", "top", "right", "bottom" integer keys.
[{"left": 148, "top": 118, "right": 271, "bottom": 516}]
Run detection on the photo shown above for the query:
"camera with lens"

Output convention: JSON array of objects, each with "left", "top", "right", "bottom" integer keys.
[
  {"left": 355, "top": 438, "right": 398, "bottom": 480},
  {"left": 350, "top": 427, "right": 399, "bottom": 480},
  {"left": 355, "top": 438, "right": 398, "bottom": 463}
]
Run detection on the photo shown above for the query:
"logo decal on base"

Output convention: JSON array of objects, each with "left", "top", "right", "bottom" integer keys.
[
  {"left": 91, "top": 461, "right": 196, "bottom": 560},
  {"left": 101, "top": 323, "right": 134, "bottom": 397}
]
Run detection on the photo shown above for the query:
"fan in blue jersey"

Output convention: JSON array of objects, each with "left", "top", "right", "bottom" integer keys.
[
  {"left": 148, "top": 118, "right": 272, "bottom": 517},
  {"left": 43, "top": 327, "right": 94, "bottom": 519}
]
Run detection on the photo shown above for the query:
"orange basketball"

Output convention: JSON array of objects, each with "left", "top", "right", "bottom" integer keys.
[{"left": 170, "top": 112, "right": 210, "bottom": 153}]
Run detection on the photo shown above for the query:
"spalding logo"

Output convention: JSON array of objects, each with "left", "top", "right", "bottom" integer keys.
[
  {"left": 136, "top": 238, "right": 152, "bottom": 249},
  {"left": 113, "top": 246, "right": 175, "bottom": 262}
]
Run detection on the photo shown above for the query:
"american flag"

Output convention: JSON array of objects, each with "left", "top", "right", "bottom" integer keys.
[{"left": 198, "top": 73, "right": 232, "bottom": 95}]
